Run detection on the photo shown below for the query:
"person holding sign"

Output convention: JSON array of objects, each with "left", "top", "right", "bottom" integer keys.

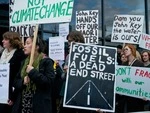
[
  {"left": 141, "top": 50, "right": 150, "bottom": 67},
  {"left": 0, "top": 31, "right": 25, "bottom": 113},
  {"left": 12, "top": 36, "right": 55, "bottom": 113},
  {"left": 122, "top": 44, "right": 146, "bottom": 112},
  {"left": 59, "top": 31, "right": 87, "bottom": 113}
]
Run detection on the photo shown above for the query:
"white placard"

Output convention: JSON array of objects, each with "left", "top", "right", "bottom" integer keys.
[
  {"left": 49, "top": 36, "right": 64, "bottom": 60},
  {"left": 0, "top": 63, "right": 10, "bottom": 104},
  {"left": 59, "top": 23, "right": 69, "bottom": 42},
  {"left": 116, "top": 65, "right": 150, "bottom": 100},
  {"left": 111, "top": 15, "right": 144, "bottom": 44},
  {"left": 76, "top": 10, "right": 99, "bottom": 44}
]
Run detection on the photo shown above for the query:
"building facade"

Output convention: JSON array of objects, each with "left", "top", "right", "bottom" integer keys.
[{"left": 0, "top": 0, "right": 150, "bottom": 47}]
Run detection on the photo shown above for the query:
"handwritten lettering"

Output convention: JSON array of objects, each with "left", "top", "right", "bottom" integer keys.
[
  {"left": 69, "top": 43, "right": 116, "bottom": 81},
  {"left": 12, "top": 0, "right": 73, "bottom": 24},
  {"left": 116, "top": 67, "right": 131, "bottom": 76},
  {"left": 112, "top": 15, "right": 144, "bottom": 44},
  {"left": 76, "top": 10, "right": 99, "bottom": 44},
  {"left": 135, "top": 69, "right": 150, "bottom": 78}
]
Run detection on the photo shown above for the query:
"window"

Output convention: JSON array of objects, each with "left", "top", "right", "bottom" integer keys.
[
  {"left": 0, "top": 0, "right": 8, "bottom": 4},
  {"left": 43, "top": 24, "right": 59, "bottom": 33}
]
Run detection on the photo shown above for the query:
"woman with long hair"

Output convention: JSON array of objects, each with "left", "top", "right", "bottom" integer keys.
[
  {"left": 123, "top": 44, "right": 143, "bottom": 66},
  {"left": 122, "top": 44, "right": 146, "bottom": 112},
  {"left": 0, "top": 31, "right": 26, "bottom": 113},
  {"left": 12, "top": 36, "right": 55, "bottom": 113}
]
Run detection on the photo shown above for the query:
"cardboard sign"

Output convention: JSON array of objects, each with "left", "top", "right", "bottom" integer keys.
[
  {"left": 76, "top": 10, "right": 99, "bottom": 44},
  {"left": 10, "top": 0, "right": 74, "bottom": 26},
  {"left": 116, "top": 65, "right": 150, "bottom": 100},
  {"left": 111, "top": 15, "right": 144, "bottom": 44},
  {"left": 0, "top": 63, "right": 10, "bottom": 104},
  {"left": 63, "top": 43, "right": 116, "bottom": 112}
]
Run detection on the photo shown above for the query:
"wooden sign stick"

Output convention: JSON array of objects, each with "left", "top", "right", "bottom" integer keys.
[
  {"left": 29, "top": 24, "right": 39, "bottom": 66},
  {"left": 22, "top": 36, "right": 24, "bottom": 46}
]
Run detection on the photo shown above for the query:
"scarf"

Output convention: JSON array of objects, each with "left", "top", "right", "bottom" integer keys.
[
  {"left": 0, "top": 48, "right": 16, "bottom": 63},
  {"left": 21, "top": 53, "right": 43, "bottom": 91}
]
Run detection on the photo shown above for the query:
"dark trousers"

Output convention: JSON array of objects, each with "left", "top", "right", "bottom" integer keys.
[{"left": 0, "top": 104, "right": 12, "bottom": 113}]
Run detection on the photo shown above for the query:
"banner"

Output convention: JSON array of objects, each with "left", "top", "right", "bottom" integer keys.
[
  {"left": 10, "top": 0, "right": 74, "bottom": 26},
  {"left": 76, "top": 10, "right": 99, "bottom": 44},
  {"left": 9, "top": 0, "right": 35, "bottom": 37},
  {"left": 63, "top": 43, "right": 116, "bottom": 112},
  {"left": 116, "top": 65, "right": 150, "bottom": 100},
  {"left": 111, "top": 15, "right": 144, "bottom": 44},
  {"left": 0, "top": 63, "right": 10, "bottom": 104}
]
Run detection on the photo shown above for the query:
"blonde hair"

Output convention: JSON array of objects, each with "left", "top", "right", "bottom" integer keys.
[{"left": 136, "top": 51, "right": 141, "bottom": 61}]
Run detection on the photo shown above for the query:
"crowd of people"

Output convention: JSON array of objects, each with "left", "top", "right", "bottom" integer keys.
[
  {"left": 0, "top": 31, "right": 150, "bottom": 113},
  {"left": 116, "top": 44, "right": 150, "bottom": 113}
]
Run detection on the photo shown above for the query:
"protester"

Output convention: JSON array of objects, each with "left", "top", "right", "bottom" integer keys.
[
  {"left": 115, "top": 53, "right": 127, "bottom": 113},
  {"left": 141, "top": 50, "right": 150, "bottom": 67},
  {"left": 58, "top": 30, "right": 87, "bottom": 113},
  {"left": 0, "top": 31, "right": 25, "bottom": 113},
  {"left": 141, "top": 50, "right": 150, "bottom": 110},
  {"left": 120, "top": 54, "right": 127, "bottom": 65},
  {"left": 42, "top": 39, "right": 64, "bottom": 113},
  {"left": 12, "top": 36, "right": 55, "bottom": 113},
  {"left": 59, "top": 31, "right": 110, "bottom": 113},
  {"left": 123, "top": 44, "right": 143, "bottom": 66},
  {"left": 121, "top": 44, "right": 146, "bottom": 112}
]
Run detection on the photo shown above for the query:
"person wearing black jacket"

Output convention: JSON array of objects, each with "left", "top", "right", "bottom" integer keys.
[
  {"left": 0, "top": 31, "right": 26, "bottom": 113},
  {"left": 12, "top": 36, "right": 55, "bottom": 113}
]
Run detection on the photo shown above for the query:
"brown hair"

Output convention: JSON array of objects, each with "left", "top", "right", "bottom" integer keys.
[
  {"left": 124, "top": 44, "right": 136, "bottom": 57},
  {"left": 3, "top": 31, "right": 23, "bottom": 49},
  {"left": 28, "top": 36, "right": 45, "bottom": 53},
  {"left": 66, "top": 31, "right": 85, "bottom": 43},
  {"left": 141, "top": 50, "right": 150, "bottom": 61}
]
